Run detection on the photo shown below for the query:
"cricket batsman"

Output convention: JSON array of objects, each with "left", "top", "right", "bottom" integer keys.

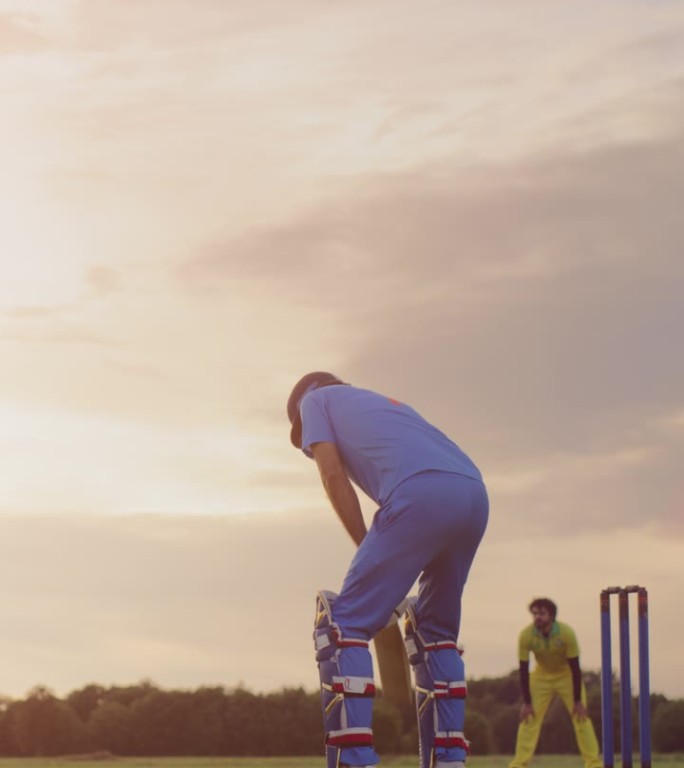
[{"left": 287, "top": 372, "right": 489, "bottom": 768}]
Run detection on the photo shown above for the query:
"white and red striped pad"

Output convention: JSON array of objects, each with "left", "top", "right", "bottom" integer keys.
[
  {"left": 330, "top": 675, "right": 376, "bottom": 696},
  {"left": 433, "top": 680, "right": 467, "bottom": 698},
  {"left": 325, "top": 726, "right": 374, "bottom": 747},
  {"left": 434, "top": 730, "right": 468, "bottom": 750}
]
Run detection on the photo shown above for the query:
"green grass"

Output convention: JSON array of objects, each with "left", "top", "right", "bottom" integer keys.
[{"left": 0, "top": 757, "right": 681, "bottom": 768}]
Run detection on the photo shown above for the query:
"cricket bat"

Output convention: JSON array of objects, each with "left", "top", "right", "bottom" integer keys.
[{"left": 374, "top": 614, "right": 413, "bottom": 706}]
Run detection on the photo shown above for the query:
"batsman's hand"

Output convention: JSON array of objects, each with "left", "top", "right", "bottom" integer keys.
[
  {"left": 572, "top": 702, "right": 588, "bottom": 721},
  {"left": 519, "top": 703, "right": 534, "bottom": 723}
]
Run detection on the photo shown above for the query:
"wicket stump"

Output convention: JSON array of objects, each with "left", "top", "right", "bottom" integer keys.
[{"left": 600, "top": 586, "right": 651, "bottom": 768}]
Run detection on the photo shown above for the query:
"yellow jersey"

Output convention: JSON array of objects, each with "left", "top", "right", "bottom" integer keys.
[{"left": 517, "top": 620, "right": 580, "bottom": 675}]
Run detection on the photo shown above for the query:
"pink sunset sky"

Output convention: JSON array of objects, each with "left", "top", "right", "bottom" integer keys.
[{"left": 1, "top": 0, "right": 683, "bottom": 699}]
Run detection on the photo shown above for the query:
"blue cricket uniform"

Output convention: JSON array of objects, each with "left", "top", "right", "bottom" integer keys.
[
  {"left": 301, "top": 384, "right": 482, "bottom": 504},
  {"left": 301, "top": 385, "right": 489, "bottom": 768}
]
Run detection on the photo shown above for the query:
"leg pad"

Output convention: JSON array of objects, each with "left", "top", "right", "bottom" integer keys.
[
  {"left": 405, "top": 598, "right": 469, "bottom": 768},
  {"left": 314, "top": 590, "right": 379, "bottom": 768}
]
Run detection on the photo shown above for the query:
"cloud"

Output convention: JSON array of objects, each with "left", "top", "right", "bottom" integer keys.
[
  {"left": 85, "top": 265, "right": 121, "bottom": 296},
  {"left": 0, "top": 12, "right": 53, "bottom": 54},
  {"left": 4, "top": 305, "right": 67, "bottom": 319},
  {"left": 0, "top": 326, "right": 118, "bottom": 346},
  {"left": 178, "top": 91, "right": 684, "bottom": 535},
  {"left": 69, "top": 0, "right": 325, "bottom": 51},
  {"left": 183, "top": 98, "right": 683, "bottom": 386},
  {"left": 1, "top": 266, "right": 123, "bottom": 344}
]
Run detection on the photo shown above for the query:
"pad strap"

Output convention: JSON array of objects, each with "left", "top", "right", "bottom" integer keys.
[
  {"left": 329, "top": 676, "right": 376, "bottom": 696},
  {"left": 335, "top": 635, "right": 369, "bottom": 649},
  {"left": 424, "top": 640, "right": 464, "bottom": 655},
  {"left": 326, "top": 727, "right": 374, "bottom": 748},
  {"left": 435, "top": 730, "right": 468, "bottom": 750},
  {"left": 315, "top": 627, "right": 369, "bottom": 656},
  {"left": 404, "top": 599, "right": 463, "bottom": 661},
  {"left": 316, "top": 630, "right": 369, "bottom": 650},
  {"left": 434, "top": 680, "right": 467, "bottom": 699}
]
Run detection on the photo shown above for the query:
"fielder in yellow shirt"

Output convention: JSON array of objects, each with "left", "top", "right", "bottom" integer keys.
[{"left": 509, "top": 598, "right": 602, "bottom": 768}]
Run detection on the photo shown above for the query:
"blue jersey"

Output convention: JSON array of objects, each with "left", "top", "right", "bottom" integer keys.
[{"left": 299, "top": 385, "right": 483, "bottom": 505}]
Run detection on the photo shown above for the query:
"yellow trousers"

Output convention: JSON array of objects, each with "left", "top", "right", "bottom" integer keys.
[{"left": 509, "top": 670, "right": 602, "bottom": 768}]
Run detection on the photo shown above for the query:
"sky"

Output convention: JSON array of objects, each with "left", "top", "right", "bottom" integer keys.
[{"left": 1, "top": 0, "right": 683, "bottom": 702}]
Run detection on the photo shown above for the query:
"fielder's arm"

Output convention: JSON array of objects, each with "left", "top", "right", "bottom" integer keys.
[{"left": 567, "top": 657, "right": 587, "bottom": 720}]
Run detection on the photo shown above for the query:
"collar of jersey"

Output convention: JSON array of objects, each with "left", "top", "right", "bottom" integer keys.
[{"left": 533, "top": 621, "right": 559, "bottom": 638}]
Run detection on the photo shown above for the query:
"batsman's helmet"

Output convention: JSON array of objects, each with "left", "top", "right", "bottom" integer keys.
[{"left": 287, "top": 371, "right": 347, "bottom": 448}]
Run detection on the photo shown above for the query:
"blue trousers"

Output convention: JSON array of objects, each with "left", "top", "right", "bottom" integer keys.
[{"left": 331, "top": 471, "right": 489, "bottom": 766}]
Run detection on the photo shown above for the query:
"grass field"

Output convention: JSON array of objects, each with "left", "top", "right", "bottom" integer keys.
[{"left": 0, "top": 757, "right": 681, "bottom": 768}]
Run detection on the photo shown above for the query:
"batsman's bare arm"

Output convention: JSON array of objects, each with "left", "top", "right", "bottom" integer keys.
[{"left": 311, "top": 441, "right": 367, "bottom": 546}]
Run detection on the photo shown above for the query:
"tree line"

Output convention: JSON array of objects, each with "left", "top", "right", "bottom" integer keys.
[{"left": 0, "top": 671, "right": 681, "bottom": 757}]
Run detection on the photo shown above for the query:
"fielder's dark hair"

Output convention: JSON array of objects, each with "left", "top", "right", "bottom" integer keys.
[{"left": 528, "top": 597, "right": 557, "bottom": 619}]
